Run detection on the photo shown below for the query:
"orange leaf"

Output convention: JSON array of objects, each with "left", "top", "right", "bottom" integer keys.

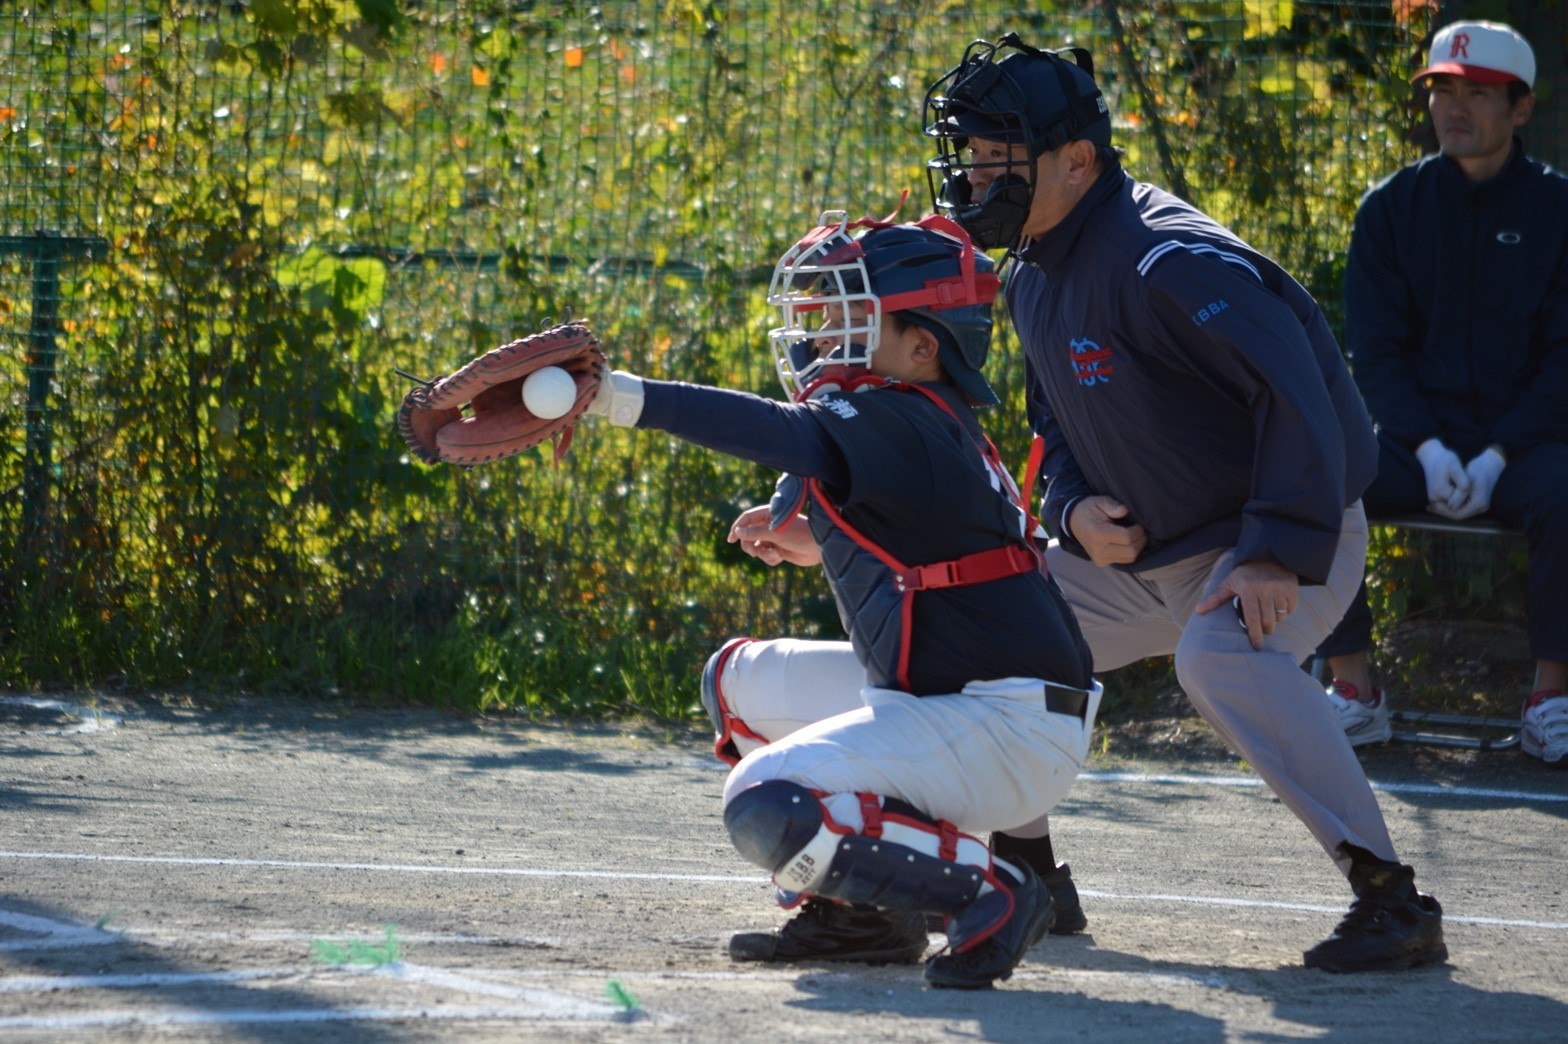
[
  {"left": 471, "top": 65, "right": 490, "bottom": 86},
  {"left": 0, "top": 106, "right": 14, "bottom": 122},
  {"left": 565, "top": 46, "right": 583, "bottom": 68},
  {"left": 620, "top": 65, "right": 635, "bottom": 85},
  {"left": 430, "top": 53, "right": 447, "bottom": 74}
]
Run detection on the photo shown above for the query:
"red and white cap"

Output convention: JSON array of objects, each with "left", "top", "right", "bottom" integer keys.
[{"left": 1413, "top": 21, "right": 1535, "bottom": 88}]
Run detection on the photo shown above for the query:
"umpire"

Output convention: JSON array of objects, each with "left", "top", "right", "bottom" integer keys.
[{"left": 924, "top": 33, "right": 1447, "bottom": 973}]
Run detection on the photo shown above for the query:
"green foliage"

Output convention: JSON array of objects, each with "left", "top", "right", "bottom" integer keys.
[
  {"left": 0, "top": 2, "right": 1445, "bottom": 719},
  {"left": 1363, "top": 525, "right": 1530, "bottom": 638}
]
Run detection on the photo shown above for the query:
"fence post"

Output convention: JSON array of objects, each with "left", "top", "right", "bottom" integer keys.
[
  {"left": 21, "top": 230, "right": 64, "bottom": 545},
  {"left": 2, "top": 231, "right": 108, "bottom": 551}
]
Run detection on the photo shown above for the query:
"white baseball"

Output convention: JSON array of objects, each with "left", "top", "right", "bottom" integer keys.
[{"left": 521, "top": 366, "right": 577, "bottom": 419}]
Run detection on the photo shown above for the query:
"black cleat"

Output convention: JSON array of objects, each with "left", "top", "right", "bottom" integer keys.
[
  {"left": 729, "top": 899, "right": 929, "bottom": 965},
  {"left": 1042, "top": 862, "right": 1087, "bottom": 935},
  {"left": 1303, "top": 862, "right": 1448, "bottom": 973},
  {"left": 924, "top": 864, "right": 1056, "bottom": 990}
]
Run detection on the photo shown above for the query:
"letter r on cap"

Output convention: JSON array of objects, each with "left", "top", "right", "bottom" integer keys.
[{"left": 1450, "top": 33, "right": 1470, "bottom": 59}]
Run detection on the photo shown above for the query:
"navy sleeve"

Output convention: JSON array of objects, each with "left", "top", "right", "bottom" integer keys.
[
  {"left": 633, "top": 378, "right": 849, "bottom": 485},
  {"left": 1342, "top": 185, "right": 1442, "bottom": 448}
]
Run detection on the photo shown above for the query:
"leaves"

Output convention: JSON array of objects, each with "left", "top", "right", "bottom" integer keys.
[{"left": 3, "top": 1, "right": 1443, "bottom": 716}]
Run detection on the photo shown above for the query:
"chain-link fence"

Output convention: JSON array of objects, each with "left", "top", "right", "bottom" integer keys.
[{"left": 0, "top": 1, "right": 1543, "bottom": 713}]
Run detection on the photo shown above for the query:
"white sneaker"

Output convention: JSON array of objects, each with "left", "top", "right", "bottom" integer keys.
[
  {"left": 1522, "top": 692, "right": 1568, "bottom": 767},
  {"left": 1326, "top": 680, "right": 1392, "bottom": 747}
]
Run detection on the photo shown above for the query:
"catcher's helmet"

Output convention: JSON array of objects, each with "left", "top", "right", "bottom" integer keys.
[
  {"left": 924, "top": 33, "right": 1110, "bottom": 250},
  {"left": 767, "top": 212, "right": 1001, "bottom": 404}
]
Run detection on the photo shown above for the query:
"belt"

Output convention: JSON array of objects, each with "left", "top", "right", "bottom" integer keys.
[{"left": 1044, "top": 683, "right": 1089, "bottom": 720}]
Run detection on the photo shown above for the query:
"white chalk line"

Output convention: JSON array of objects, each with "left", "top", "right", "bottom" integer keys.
[
  {"left": 0, "top": 850, "right": 745, "bottom": 883},
  {"left": 0, "top": 1005, "right": 639, "bottom": 1031},
  {"left": 119, "top": 896, "right": 1568, "bottom": 928},
  {"left": 1078, "top": 770, "right": 1568, "bottom": 804},
  {"left": 0, "top": 859, "right": 1561, "bottom": 940},
  {"left": 0, "top": 695, "right": 121, "bottom": 734},
  {"left": 0, "top": 967, "right": 298, "bottom": 993},
  {"left": 0, "top": 935, "right": 1550, "bottom": 1030},
  {"left": 0, "top": 960, "right": 641, "bottom": 1029}
]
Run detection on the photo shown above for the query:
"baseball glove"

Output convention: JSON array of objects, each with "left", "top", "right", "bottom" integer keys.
[{"left": 397, "top": 321, "right": 607, "bottom": 466}]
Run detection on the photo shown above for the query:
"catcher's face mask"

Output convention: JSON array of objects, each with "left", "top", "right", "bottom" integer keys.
[
  {"left": 768, "top": 214, "right": 881, "bottom": 401},
  {"left": 769, "top": 211, "right": 1002, "bottom": 402}
]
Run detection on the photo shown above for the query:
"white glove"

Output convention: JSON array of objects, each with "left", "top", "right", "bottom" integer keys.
[
  {"left": 1414, "top": 438, "right": 1470, "bottom": 513},
  {"left": 585, "top": 370, "right": 646, "bottom": 427},
  {"left": 1436, "top": 446, "right": 1507, "bottom": 520}
]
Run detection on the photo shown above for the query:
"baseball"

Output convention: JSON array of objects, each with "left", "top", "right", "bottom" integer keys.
[{"left": 521, "top": 366, "right": 577, "bottom": 419}]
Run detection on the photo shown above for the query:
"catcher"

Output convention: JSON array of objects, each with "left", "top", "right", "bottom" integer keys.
[{"left": 401, "top": 213, "right": 1099, "bottom": 989}]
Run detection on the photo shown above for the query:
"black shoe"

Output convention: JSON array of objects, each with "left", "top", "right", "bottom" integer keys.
[
  {"left": 1042, "top": 862, "right": 1087, "bottom": 935},
  {"left": 729, "top": 899, "right": 929, "bottom": 965},
  {"left": 924, "top": 864, "right": 1055, "bottom": 989},
  {"left": 1303, "top": 862, "right": 1448, "bottom": 973}
]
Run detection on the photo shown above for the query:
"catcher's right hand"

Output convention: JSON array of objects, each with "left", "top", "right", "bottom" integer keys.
[{"left": 397, "top": 321, "right": 606, "bottom": 466}]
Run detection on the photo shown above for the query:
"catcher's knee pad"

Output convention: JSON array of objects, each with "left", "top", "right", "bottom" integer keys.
[
  {"left": 724, "top": 779, "right": 833, "bottom": 884},
  {"left": 702, "top": 637, "right": 768, "bottom": 766}
]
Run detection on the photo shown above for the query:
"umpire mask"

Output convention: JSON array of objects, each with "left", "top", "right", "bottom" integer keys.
[{"left": 924, "top": 33, "right": 1110, "bottom": 250}]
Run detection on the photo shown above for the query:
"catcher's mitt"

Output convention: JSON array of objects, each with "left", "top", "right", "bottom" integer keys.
[{"left": 397, "top": 321, "right": 607, "bottom": 465}]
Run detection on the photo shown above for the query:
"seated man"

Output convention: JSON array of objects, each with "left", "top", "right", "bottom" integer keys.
[
  {"left": 1315, "top": 20, "right": 1568, "bottom": 767},
  {"left": 587, "top": 211, "right": 1100, "bottom": 988}
]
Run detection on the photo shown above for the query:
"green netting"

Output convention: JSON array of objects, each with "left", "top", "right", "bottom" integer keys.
[{"left": 0, "top": 1, "right": 1542, "bottom": 713}]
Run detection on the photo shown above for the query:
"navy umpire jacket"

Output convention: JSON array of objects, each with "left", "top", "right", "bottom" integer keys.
[{"left": 1009, "top": 165, "right": 1377, "bottom": 586}]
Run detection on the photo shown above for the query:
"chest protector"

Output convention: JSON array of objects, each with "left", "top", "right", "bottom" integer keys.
[{"left": 776, "top": 378, "right": 1042, "bottom": 691}]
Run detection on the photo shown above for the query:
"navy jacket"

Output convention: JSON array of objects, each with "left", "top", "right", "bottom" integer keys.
[
  {"left": 1344, "top": 140, "right": 1568, "bottom": 459},
  {"left": 1010, "top": 165, "right": 1376, "bottom": 585}
]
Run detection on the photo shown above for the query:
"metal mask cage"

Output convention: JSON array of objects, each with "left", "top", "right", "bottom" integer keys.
[
  {"left": 922, "top": 34, "right": 1104, "bottom": 249},
  {"left": 767, "top": 213, "right": 882, "bottom": 400},
  {"left": 923, "top": 43, "right": 1038, "bottom": 250}
]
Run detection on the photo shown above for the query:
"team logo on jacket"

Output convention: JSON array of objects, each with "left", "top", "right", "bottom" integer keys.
[
  {"left": 1069, "top": 337, "right": 1114, "bottom": 386},
  {"left": 820, "top": 395, "right": 859, "bottom": 419}
]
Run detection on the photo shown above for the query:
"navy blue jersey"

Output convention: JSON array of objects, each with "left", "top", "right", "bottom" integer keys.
[
  {"left": 635, "top": 377, "right": 1092, "bottom": 695},
  {"left": 1009, "top": 165, "right": 1377, "bottom": 585}
]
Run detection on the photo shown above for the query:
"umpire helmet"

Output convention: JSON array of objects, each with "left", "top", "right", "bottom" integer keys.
[
  {"left": 925, "top": 33, "right": 1110, "bottom": 249},
  {"left": 768, "top": 212, "right": 1001, "bottom": 404}
]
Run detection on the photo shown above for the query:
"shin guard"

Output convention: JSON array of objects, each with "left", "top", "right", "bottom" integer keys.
[{"left": 723, "top": 781, "right": 1038, "bottom": 955}]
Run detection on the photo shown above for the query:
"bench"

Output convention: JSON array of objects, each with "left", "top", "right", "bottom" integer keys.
[{"left": 1325, "top": 513, "right": 1527, "bottom": 750}]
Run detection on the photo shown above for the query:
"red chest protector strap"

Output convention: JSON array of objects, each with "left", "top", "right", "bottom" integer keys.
[{"left": 806, "top": 380, "right": 1040, "bottom": 689}]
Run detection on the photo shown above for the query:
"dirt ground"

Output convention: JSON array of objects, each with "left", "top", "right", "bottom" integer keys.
[{"left": 1, "top": 688, "right": 1565, "bottom": 1042}]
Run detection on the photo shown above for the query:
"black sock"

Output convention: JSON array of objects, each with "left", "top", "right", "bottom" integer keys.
[{"left": 990, "top": 831, "right": 1057, "bottom": 875}]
